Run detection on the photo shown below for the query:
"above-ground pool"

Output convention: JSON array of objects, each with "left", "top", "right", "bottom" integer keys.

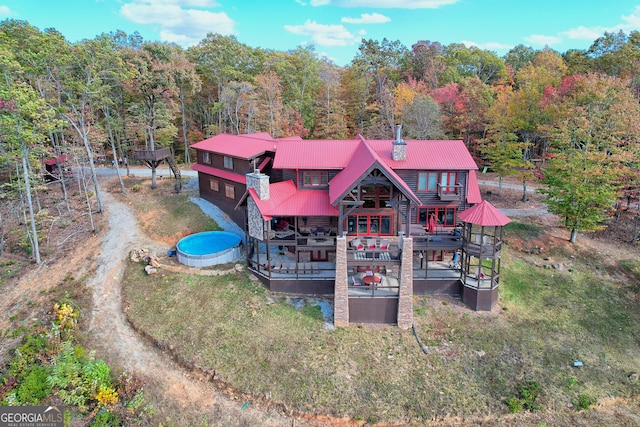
[{"left": 176, "top": 231, "right": 241, "bottom": 267}]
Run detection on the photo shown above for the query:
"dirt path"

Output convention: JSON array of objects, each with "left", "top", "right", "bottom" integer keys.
[{"left": 85, "top": 192, "right": 325, "bottom": 426}]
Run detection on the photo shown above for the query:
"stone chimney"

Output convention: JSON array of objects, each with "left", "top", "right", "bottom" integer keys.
[
  {"left": 246, "top": 171, "right": 269, "bottom": 200},
  {"left": 392, "top": 124, "right": 406, "bottom": 161}
]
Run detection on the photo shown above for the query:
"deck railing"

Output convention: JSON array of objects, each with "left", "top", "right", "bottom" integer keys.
[{"left": 134, "top": 147, "right": 171, "bottom": 162}]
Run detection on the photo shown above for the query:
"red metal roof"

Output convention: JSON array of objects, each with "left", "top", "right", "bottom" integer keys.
[
  {"left": 273, "top": 138, "right": 360, "bottom": 169},
  {"left": 190, "top": 133, "right": 276, "bottom": 159},
  {"left": 329, "top": 137, "right": 421, "bottom": 206},
  {"left": 367, "top": 139, "right": 478, "bottom": 170},
  {"left": 257, "top": 157, "right": 271, "bottom": 171},
  {"left": 458, "top": 200, "right": 511, "bottom": 226},
  {"left": 273, "top": 137, "right": 477, "bottom": 171},
  {"left": 43, "top": 155, "right": 68, "bottom": 166},
  {"left": 192, "top": 163, "right": 247, "bottom": 184},
  {"left": 249, "top": 181, "right": 339, "bottom": 219},
  {"left": 466, "top": 169, "right": 482, "bottom": 204}
]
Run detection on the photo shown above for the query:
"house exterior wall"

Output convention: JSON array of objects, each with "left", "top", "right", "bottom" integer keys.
[
  {"left": 197, "top": 172, "right": 245, "bottom": 226},
  {"left": 194, "top": 149, "right": 274, "bottom": 228},
  {"left": 394, "top": 169, "right": 472, "bottom": 227},
  {"left": 281, "top": 169, "right": 341, "bottom": 188}
]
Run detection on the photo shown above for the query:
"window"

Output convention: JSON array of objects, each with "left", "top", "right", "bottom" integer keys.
[
  {"left": 346, "top": 214, "right": 393, "bottom": 235},
  {"left": 224, "top": 184, "right": 235, "bottom": 199},
  {"left": 417, "top": 172, "right": 438, "bottom": 191},
  {"left": 440, "top": 172, "right": 457, "bottom": 193},
  {"left": 418, "top": 207, "right": 456, "bottom": 227},
  {"left": 209, "top": 179, "right": 219, "bottom": 191},
  {"left": 223, "top": 156, "right": 233, "bottom": 169},
  {"left": 202, "top": 152, "right": 210, "bottom": 164},
  {"left": 302, "top": 171, "right": 328, "bottom": 187}
]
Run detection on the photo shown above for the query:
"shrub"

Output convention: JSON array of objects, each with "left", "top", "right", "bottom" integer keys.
[
  {"left": 90, "top": 410, "right": 121, "bottom": 427},
  {"left": 15, "top": 365, "right": 52, "bottom": 405},
  {"left": 575, "top": 392, "right": 597, "bottom": 410},
  {"left": 506, "top": 381, "right": 543, "bottom": 413}
]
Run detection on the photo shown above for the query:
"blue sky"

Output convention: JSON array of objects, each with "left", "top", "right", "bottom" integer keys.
[{"left": 2, "top": 0, "right": 640, "bottom": 66}]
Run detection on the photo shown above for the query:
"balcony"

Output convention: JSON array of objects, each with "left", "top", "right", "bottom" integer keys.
[{"left": 437, "top": 183, "right": 461, "bottom": 202}]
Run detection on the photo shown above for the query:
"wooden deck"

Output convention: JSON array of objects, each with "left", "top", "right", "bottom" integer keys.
[{"left": 134, "top": 147, "right": 172, "bottom": 162}]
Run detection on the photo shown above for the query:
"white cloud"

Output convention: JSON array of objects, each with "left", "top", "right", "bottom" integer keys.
[
  {"left": 561, "top": 25, "right": 607, "bottom": 41},
  {"left": 284, "top": 20, "right": 359, "bottom": 46},
  {"left": 312, "top": 0, "right": 458, "bottom": 8},
  {"left": 621, "top": 5, "right": 640, "bottom": 29},
  {"left": 559, "top": 6, "right": 640, "bottom": 42},
  {"left": 120, "top": 0, "right": 235, "bottom": 47},
  {"left": 0, "top": 5, "right": 15, "bottom": 17},
  {"left": 342, "top": 13, "right": 391, "bottom": 24},
  {"left": 460, "top": 40, "right": 513, "bottom": 52},
  {"left": 524, "top": 34, "right": 563, "bottom": 47}
]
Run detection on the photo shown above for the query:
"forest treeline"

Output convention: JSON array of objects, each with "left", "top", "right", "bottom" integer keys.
[{"left": 1, "top": 19, "right": 640, "bottom": 259}]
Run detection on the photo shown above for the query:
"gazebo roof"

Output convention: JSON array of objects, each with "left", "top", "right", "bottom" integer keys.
[{"left": 458, "top": 200, "right": 511, "bottom": 226}]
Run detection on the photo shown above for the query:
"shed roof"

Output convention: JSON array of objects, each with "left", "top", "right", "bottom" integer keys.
[
  {"left": 248, "top": 181, "right": 339, "bottom": 220},
  {"left": 192, "top": 163, "right": 247, "bottom": 184},
  {"left": 466, "top": 170, "right": 482, "bottom": 204}
]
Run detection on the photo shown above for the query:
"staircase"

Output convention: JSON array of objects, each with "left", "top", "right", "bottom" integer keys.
[{"left": 166, "top": 156, "right": 182, "bottom": 191}]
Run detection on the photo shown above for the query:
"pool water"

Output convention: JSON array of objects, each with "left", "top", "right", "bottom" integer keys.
[{"left": 176, "top": 231, "right": 241, "bottom": 267}]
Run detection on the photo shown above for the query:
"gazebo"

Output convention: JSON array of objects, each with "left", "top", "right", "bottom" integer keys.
[{"left": 458, "top": 200, "right": 511, "bottom": 311}]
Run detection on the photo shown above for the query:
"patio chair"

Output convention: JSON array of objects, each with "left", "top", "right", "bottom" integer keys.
[
  {"left": 379, "top": 239, "right": 390, "bottom": 250},
  {"left": 367, "top": 238, "right": 377, "bottom": 249},
  {"left": 351, "top": 238, "right": 364, "bottom": 250}
]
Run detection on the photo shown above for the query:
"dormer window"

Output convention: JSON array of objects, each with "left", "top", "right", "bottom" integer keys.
[
  {"left": 302, "top": 171, "right": 328, "bottom": 187},
  {"left": 224, "top": 156, "right": 234, "bottom": 169}
]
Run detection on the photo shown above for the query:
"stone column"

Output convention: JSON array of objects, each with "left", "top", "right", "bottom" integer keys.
[
  {"left": 397, "top": 236, "right": 414, "bottom": 329},
  {"left": 334, "top": 236, "right": 349, "bottom": 327}
]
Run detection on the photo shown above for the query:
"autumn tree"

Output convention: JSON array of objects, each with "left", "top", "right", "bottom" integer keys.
[
  {"left": 340, "top": 62, "right": 370, "bottom": 136},
  {"left": 255, "top": 70, "right": 286, "bottom": 137},
  {"left": 124, "top": 42, "right": 181, "bottom": 189},
  {"left": 441, "top": 44, "right": 506, "bottom": 85},
  {"left": 539, "top": 73, "right": 640, "bottom": 243},
  {"left": 484, "top": 49, "right": 567, "bottom": 201},
  {"left": 503, "top": 44, "right": 537, "bottom": 73},
  {"left": 188, "top": 34, "right": 264, "bottom": 135},
  {"left": 406, "top": 40, "right": 445, "bottom": 90},
  {"left": 480, "top": 131, "right": 525, "bottom": 196},
  {"left": 312, "top": 59, "right": 347, "bottom": 139},
  {"left": 0, "top": 81, "right": 60, "bottom": 264},
  {"left": 45, "top": 36, "right": 126, "bottom": 213}
]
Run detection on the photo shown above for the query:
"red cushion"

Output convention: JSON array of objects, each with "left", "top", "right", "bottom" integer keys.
[
  {"left": 380, "top": 245, "right": 387, "bottom": 249},
  {"left": 357, "top": 244, "right": 364, "bottom": 250},
  {"left": 369, "top": 245, "right": 375, "bottom": 249}
]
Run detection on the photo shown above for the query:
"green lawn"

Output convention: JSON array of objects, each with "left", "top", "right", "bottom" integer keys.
[
  {"left": 122, "top": 246, "right": 640, "bottom": 423},
  {"left": 120, "top": 183, "right": 640, "bottom": 424}
]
